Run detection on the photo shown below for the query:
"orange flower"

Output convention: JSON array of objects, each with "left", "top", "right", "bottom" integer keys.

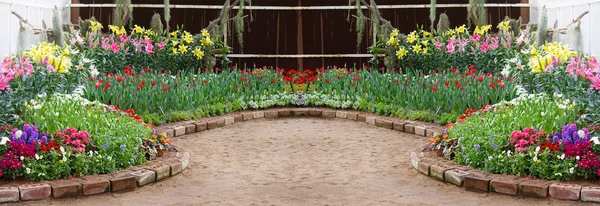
[{"left": 445, "top": 123, "right": 455, "bottom": 128}]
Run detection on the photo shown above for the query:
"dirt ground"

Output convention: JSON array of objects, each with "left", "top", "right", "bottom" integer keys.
[{"left": 16, "top": 118, "right": 593, "bottom": 206}]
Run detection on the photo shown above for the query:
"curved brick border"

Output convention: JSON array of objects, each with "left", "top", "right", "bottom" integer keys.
[
  {"left": 411, "top": 147, "right": 600, "bottom": 203},
  {"left": 0, "top": 146, "right": 189, "bottom": 202}
]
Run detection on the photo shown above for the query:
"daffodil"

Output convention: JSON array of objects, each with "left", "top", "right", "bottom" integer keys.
[
  {"left": 456, "top": 25, "right": 466, "bottom": 34},
  {"left": 193, "top": 48, "right": 205, "bottom": 59},
  {"left": 178, "top": 45, "right": 188, "bottom": 53},
  {"left": 412, "top": 44, "right": 422, "bottom": 53},
  {"left": 387, "top": 37, "right": 399, "bottom": 46},
  {"left": 134, "top": 25, "right": 144, "bottom": 34},
  {"left": 396, "top": 48, "right": 407, "bottom": 59}
]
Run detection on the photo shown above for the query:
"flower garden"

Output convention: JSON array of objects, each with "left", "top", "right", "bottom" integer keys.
[{"left": 1, "top": 0, "right": 600, "bottom": 203}]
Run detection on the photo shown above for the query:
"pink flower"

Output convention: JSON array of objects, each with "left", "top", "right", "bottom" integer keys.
[
  {"left": 145, "top": 43, "right": 154, "bottom": 54},
  {"left": 480, "top": 42, "right": 489, "bottom": 53},
  {"left": 119, "top": 35, "right": 130, "bottom": 43},
  {"left": 157, "top": 42, "right": 166, "bottom": 50},
  {"left": 434, "top": 41, "right": 443, "bottom": 50},
  {"left": 470, "top": 34, "right": 481, "bottom": 43},
  {"left": 0, "top": 77, "right": 10, "bottom": 90},
  {"left": 446, "top": 42, "right": 455, "bottom": 53},
  {"left": 110, "top": 42, "right": 121, "bottom": 53}
]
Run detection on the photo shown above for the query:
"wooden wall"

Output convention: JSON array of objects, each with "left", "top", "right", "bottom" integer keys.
[{"left": 76, "top": 0, "right": 527, "bottom": 69}]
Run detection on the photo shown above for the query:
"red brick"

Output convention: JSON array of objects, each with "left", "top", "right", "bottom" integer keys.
[
  {"left": 393, "top": 122, "right": 405, "bottom": 132},
  {"left": 322, "top": 111, "right": 336, "bottom": 118},
  {"left": 278, "top": 110, "right": 293, "bottom": 117},
  {"left": 464, "top": 175, "right": 491, "bottom": 192},
  {"left": 110, "top": 176, "right": 137, "bottom": 192},
  {"left": 51, "top": 181, "right": 82, "bottom": 198},
  {"left": 346, "top": 112, "right": 358, "bottom": 121},
  {"left": 490, "top": 178, "right": 521, "bottom": 195},
  {"left": 357, "top": 114, "right": 368, "bottom": 122},
  {"left": 233, "top": 114, "right": 243, "bottom": 122},
  {"left": 430, "top": 164, "right": 450, "bottom": 181},
  {"left": 549, "top": 183, "right": 581, "bottom": 200},
  {"left": 308, "top": 109, "right": 322, "bottom": 117},
  {"left": 194, "top": 121, "right": 207, "bottom": 132},
  {"left": 131, "top": 170, "right": 157, "bottom": 187},
  {"left": 207, "top": 120, "right": 218, "bottom": 130},
  {"left": 170, "top": 161, "right": 183, "bottom": 175},
  {"left": 19, "top": 183, "right": 51, "bottom": 200},
  {"left": 0, "top": 187, "right": 19, "bottom": 202},
  {"left": 253, "top": 111, "right": 265, "bottom": 119},
  {"left": 518, "top": 181, "right": 549, "bottom": 198},
  {"left": 184, "top": 124, "right": 196, "bottom": 134},
  {"left": 444, "top": 169, "right": 470, "bottom": 186},
  {"left": 414, "top": 125, "right": 428, "bottom": 136},
  {"left": 265, "top": 111, "right": 279, "bottom": 118},
  {"left": 152, "top": 165, "right": 171, "bottom": 181},
  {"left": 375, "top": 118, "right": 393, "bottom": 129},
  {"left": 582, "top": 186, "right": 600, "bottom": 202},
  {"left": 242, "top": 113, "right": 254, "bottom": 121},
  {"left": 417, "top": 161, "right": 431, "bottom": 176},
  {"left": 80, "top": 178, "right": 110, "bottom": 195},
  {"left": 336, "top": 111, "right": 347, "bottom": 119},
  {"left": 404, "top": 124, "right": 416, "bottom": 134}
]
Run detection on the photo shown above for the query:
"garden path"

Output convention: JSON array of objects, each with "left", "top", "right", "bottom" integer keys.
[{"left": 16, "top": 118, "right": 585, "bottom": 206}]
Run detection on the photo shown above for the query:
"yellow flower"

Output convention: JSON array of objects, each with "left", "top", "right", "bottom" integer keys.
[
  {"left": 145, "top": 29, "right": 154, "bottom": 36},
  {"left": 421, "top": 40, "right": 428, "bottom": 47},
  {"left": 446, "top": 29, "right": 455, "bottom": 36},
  {"left": 412, "top": 44, "right": 422, "bottom": 53},
  {"left": 456, "top": 25, "right": 466, "bottom": 34},
  {"left": 27, "top": 104, "right": 32, "bottom": 110},
  {"left": 59, "top": 160, "right": 63, "bottom": 164},
  {"left": 422, "top": 48, "right": 428, "bottom": 54},
  {"left": 530, "top": 46, "right": 539, "bottom": 57},
  {"left": 170, "top": 31, "right": 179, "bottom": 37},
  {"left": 387, "top": 37, "right": 399, "bottom": 46},
  {"left": 118, "top": 27, "right": 126, "bottom": 36},
  {"left": 474, "top": 26, "right": 485, "bottom": 36},
  {"left": 391, "top": 29, "right": 399, "bottom": 37},
  {"left": 172, "top": 47, "right": 178, "bottom": 54},
  {"left": 202, "top": 38, "right": 214, "bottom": 47},
  {"left": 497, "top": 21, "right": 510, "bottom": 31},
  {"left": 90, "top": 21, "right": 103, "bottom": 32},
  {"left": 172, "top": 40, "right": 179, "bottom": 46},
  {"left": 178, "top": 45, "right": 188, "bottom": 53},
  {"left": 184, "top": 33, "right": 194, "bottom": 44},
  {"left": 396, "top": 48, "right": 407, "bottom": 59},
  {"left": 61, "top": 47, "right": 70, "bottom": 57},
  {"left": 482, "top": 25, "right": 492, "bottom": 33},
  {"left": 134, "top": 25, "right": 144, "bottom": 34},
  {"left": 201, "top": 29, "right": 209, "bottom": 37},
  {"left": 536, "top": 159, "right": 541, "bottom": 164},
  {"left": 193, "top": 48, "right": 205, "bottom": 59},
  {"left": 422, "top": 31, "right": 430, "bottom": 37},
  {"left": 109, "top": 25, "right": 119, "bottom": 33}
]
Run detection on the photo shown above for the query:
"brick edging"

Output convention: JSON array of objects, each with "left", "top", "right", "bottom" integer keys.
[
  {"left": 410, "top": 149, "right": 600, "bottom": 203},
  {"left": 0, "top": 149, "right": 189, "bottom": 202}
]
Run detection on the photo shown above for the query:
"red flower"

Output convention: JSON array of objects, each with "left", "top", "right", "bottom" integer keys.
[
  {"left": 363, "top": 65, "right": 367, "bottom": 69},
  {"left": 496, "top": 79, "right": 502, "bottom": 83},
  {"left": 103, "top": 83, "right": 111, "bottom": 90},
  {"left": 451, "top": 67, "right": 457, "bottom": 73},
  {"left": 432, "top": 87, "right": 438, "bottom": 92},
  {"left": 245, "top": 83, "right": 250, "bottom": 87},
  {"left": 98, "top": 79, "right": 104, "bottom": 83},
  {"left": 478, "top": 77, "right": 484, "bottom": 82},
  {"left": 444, "top": 81, "right": 449, "bottom": 86},
  {"left": 406, "top": 78, "right": 410, "bottom": 82},
  {"left": 271, "top": 79, "right": 276, "bottom": 83},
  {"left": 489, "top": 83, "right": 496, "bottom": 90},
  {"left": 95, "top": 84, "right": 100, "bottom": 89},
  {"left": 324, "top": 79, "right": 329, "bottom": 83},
  {"left": 233, "top": 65, "right": 237, "bottom": 69},
  {"left": 163, "top": 87, "right": 168, "bottom": 92},
  {"left": 392, "top": 79, "right": 397, "bottom": 83},
  {"left": 356, "top": 69, "right": 361, "bottom": 73},
  {"left": 151, "top": 82, "right": 156, "bottom": 86},
  {"left": 125, "top": 65, "right": 131, "bottom": 70},
  {"left": 191, "top": 79, "right": 195, "bottom": 83},
  {"left": 204, "top": 79, "right": 208, "bottom": 84},
  {"left": 500, "top": 84, "right": 505, "bottom": 89},
  {"left": 116, "top": 77, "right": 122, "bottom": 82},
  {"left": 350, "top": 83, "right": 355, "bottom": 87}
]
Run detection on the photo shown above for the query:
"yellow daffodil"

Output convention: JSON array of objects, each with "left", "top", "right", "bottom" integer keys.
[
  {"left": 90, "top": 21, "right": 103, "bottom": 32},
  {"left": 456, "top": 25, "right": 466, "bottom": 34},
  {"left": 134, "top": 25, "right": 144, "bottom": 34},
  {"left": 202, "top": 38, "right": 213, "bottom": 47},
  {"left": 412, "top": 44, "right": 422, "bottom": 53},
  {"left": 391, "top": 29, "right": 399, "bottom": 37},
  {"left": 396, "top": 48, "right": 407, "bottom": 59},
  {"left": 170, "top": 31, "right": 179, "bottom": 37},
  {"left": 201, "top": 29, "right": 209, "bottom": 37},
  {"left": 193, "top": 48, "right": 205, "bottom": 59},
  {"left": 178, "top": 45, "right": 188, "bottom": 53},
  {"left": 387, "top": 37, "right": 399, "bottom": 46},
  {"left": 422, "top": 31, "right": 430, "bottom": 37}
]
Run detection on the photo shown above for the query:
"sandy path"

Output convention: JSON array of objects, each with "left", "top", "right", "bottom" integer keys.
[{"left": 17, "top": 118, "right": 590, "bottom": 206}]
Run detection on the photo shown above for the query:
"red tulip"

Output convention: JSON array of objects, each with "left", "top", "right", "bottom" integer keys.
[
  {"left": 350, "top": 83, "right": 355, "bottom": 87},
  {"left": 392, "top": 79, "right": 397, "bottom": 83},
  {"left": 151, "top": 82, "right": 156, "bottom": 87},
  {"left": 324, "top": 79, "right": 329, "bottom": 83},
  {"left": 116, "top": 77, "right": 122, "bottom": 82},
  {"left": 271, "top": 79, "right": 276, "bottom": 83},
  {"left": 163, "top": 87, "right": 168, "bottom": 92},
  {"left": 444, "top": 81, "right": 449, "bottom": 86},
  {"left": 204, "top": 79, "right": 208, "bottom": 84},
  {"left": 478, "top": 77, "right": 484, "bottom": 82},
  {"left": 432, "top": 87, "right": 438, "bottom": 92},
  {"left": 245, "top": 83, "right": 250, "bottom": 87}
]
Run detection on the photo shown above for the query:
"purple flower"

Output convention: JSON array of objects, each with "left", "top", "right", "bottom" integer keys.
[
  {"left": 491, "top": 140, "right": 498, "bottom": 150},
  {"left": 474, "top": 144, "right": 481, "bottom": 150},
  {"left": 120, "top": 145, "right": 126, "bottom": 150},
  {"left": 102, "top": 141, "right": 109, "bottom": 150}
]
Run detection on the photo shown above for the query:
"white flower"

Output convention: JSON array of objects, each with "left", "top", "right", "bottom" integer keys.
[
  {"left": 25, "top": 168, "right": 31, "bottom": 174},
  {"left": 14, "top": 130, "right": 22, "bottom": 139},
  {"left": 591, "top": 136, "right": 600, "bottom": 145},
  {"left": 557, "top": 104, "right": 567, "bottom": 109},
  {"left": 0, "top": 137, "right": 9, "bottom": 145},
  {"left": 569, "top": 167, "right": 575, "bottom": 174},
  {"left": 576, "top": 156, "right": 580, "bottom": 160},
  {"left": 20, "top": 156, "right": 24, "bottom": 161},
  {"left": 507, "top": 150, "right": 511, "bottom": 156},
  {"left": 578, "top": 130, "right": 586, "bottom": 139},
  {"left": 540, "top": 112, "right": 545, "bottom": 116},
  {"left": 535, "top": 146, "right": 540, "bottom": 153},
  {"left": 558, "top": 153, "right": 565, "bottom": 160},
  {"left": 533, "top": 156, "right": 538, "bottom": 162},
  {"left": 35, "top": 154, "right": 40, "bottom": 160},
  {"left": 60, "top": 146, "right": 65, "bottom": 153},
  {"left": 55, "top": 112, "right": 60, "bottom": 117},
  {"left": 62, "top": 155, "right": 67, "bottom": 162},
  {"left": 488, "top": 156, "right": 493, "bottom": 160},
  {"left": 553, "top": 92, "right": 563, "bottom": 98}
]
